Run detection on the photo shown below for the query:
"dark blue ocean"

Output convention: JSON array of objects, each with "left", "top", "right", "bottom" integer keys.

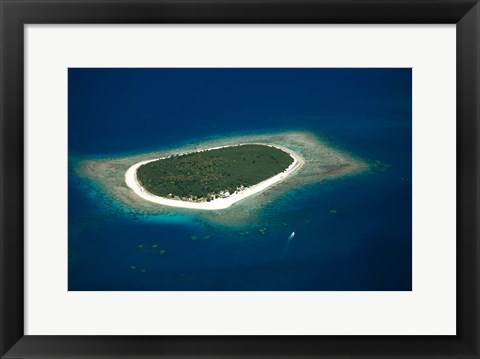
[{"left": 68, "top": 68, "right": 412, "bottom": 291}]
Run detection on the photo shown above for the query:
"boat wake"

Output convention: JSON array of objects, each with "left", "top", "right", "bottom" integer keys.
[{"left": 282, "top": 231, "right": 295, "bottom": 257}]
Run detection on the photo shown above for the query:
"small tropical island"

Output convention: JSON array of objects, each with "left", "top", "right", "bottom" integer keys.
[
  {"left": 125, "top": 144, "right": 304, "bottom": 210},
  {"left": 79, "top": 131, "right": 367, "bottom": 221}
]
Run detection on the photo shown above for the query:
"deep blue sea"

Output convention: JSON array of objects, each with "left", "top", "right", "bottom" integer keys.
[{"left": 68, "top": 68, "right": 412, "bottom": 291}]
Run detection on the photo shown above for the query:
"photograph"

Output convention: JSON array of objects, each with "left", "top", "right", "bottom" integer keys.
[{"left": 68, "top": 68, "right": 412, "bottom": 291}]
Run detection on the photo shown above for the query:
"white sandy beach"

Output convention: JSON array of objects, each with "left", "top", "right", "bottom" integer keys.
[{"left": 124, "top": 144, "right": 304, "bottom": 210}]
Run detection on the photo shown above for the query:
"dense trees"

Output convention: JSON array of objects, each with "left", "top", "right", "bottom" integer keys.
[{"left": 136, "top": 144, "right": 293, "bottom": 201}]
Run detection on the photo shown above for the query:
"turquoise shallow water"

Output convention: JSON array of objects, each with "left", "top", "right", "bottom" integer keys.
[{"left": 68, "top": 68, "right": 411, "bottom": 290}]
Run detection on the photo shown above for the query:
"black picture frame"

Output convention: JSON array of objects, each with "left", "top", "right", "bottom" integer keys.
[{"left": 1, "top": 0, "right": 479, "bottom": 358}]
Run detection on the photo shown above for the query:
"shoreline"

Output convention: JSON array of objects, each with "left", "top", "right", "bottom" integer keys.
[
  {"left": 78, "top": 131, "right": 368, "bottom": 224},
  {"left": 125, "top": 143, "right": 305, "bottom": 210}
]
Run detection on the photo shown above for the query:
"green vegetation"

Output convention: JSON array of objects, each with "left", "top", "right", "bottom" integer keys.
[{"left": 136, "top": 144, "right": 293, "bottom": 201}]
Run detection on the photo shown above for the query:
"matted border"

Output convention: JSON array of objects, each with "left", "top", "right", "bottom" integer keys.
[
  {"left": 1, "top": 0, "right": 478, "bottom": 358},
  {"left": 25, "top": 25, "right": 453, "bottom": 336}
]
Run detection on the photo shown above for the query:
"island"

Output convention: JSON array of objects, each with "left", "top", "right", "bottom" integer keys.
[
  {"left": 78, "top": 131, "right": 367, "bottom": 223},
  {"left": 125, "top": 144, "right": 304, "bottom": 210}
]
